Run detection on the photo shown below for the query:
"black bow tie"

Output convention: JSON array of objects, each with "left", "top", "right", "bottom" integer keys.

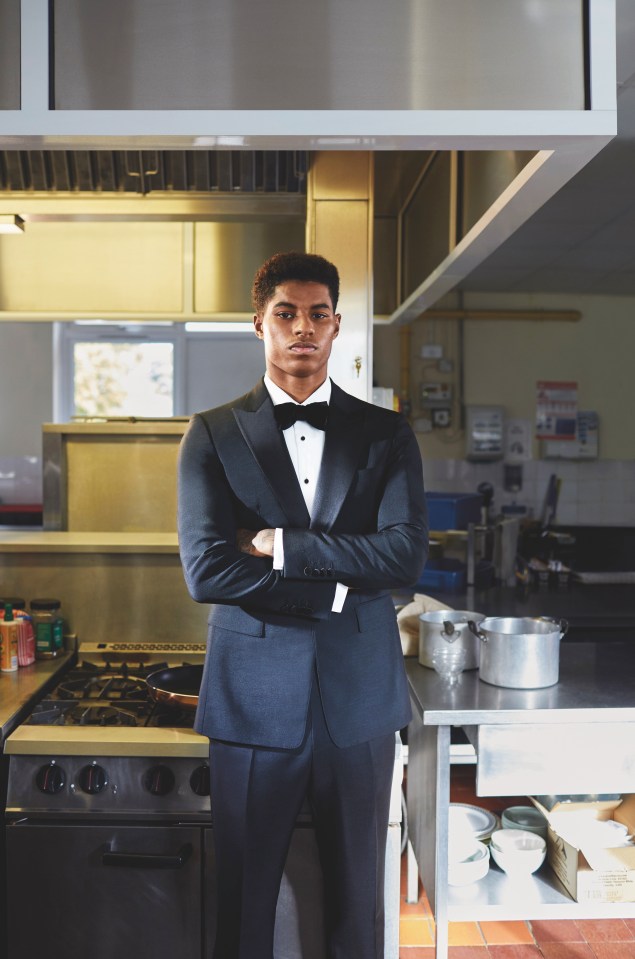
[{"left": 274, "top": 401, "right": 329, "bottom": 431}]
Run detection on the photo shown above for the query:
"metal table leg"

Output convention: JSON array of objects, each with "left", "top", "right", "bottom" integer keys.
[
  {"left": 407, "top": 721, "right": 452, "bottom": 959},
  {"left": 406, "top": 840, "right": 419, "bottom": 904}
]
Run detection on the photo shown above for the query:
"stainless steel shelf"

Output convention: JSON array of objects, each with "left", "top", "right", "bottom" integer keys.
[{"left": 448, "top": 863, "right": 635, "bottom": 921}]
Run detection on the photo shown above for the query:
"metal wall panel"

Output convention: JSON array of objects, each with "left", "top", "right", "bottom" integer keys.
[
  {"left": 0, "top": 0, "right": 20, "bottom": 110},
  {"left": 461, "top": 151, "right": 537, "bottom": 239},
  {"left": 52, "top": 0, "right": 585, "bottom": 111},
  {"left": 402, "top": 153, "right": 452, "bottom": 301},
  {"left": 0, "top": 221, "right": 183, "bottom": 313},
  {"left": 193, "top": 221, "right": 305, "bottom": 314}
]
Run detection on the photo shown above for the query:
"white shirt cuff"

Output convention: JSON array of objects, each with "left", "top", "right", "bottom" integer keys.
[
  {"left": 332, "top": 582, "right": 348, "bottom": 613},
  {"left": 273, "top": 527, "right": 284, "bottom": 570},
  {"left": 274, "top": 528, "right": 347, "bottom": 612}
]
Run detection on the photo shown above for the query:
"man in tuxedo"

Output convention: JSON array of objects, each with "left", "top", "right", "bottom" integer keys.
[{"left": 177, "top": 251, "right": 428, "bottom": 959}]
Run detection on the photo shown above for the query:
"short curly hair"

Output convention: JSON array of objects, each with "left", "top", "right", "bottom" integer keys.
[{"left": 251, "top": 251, "right": 340, "bottom": 314}]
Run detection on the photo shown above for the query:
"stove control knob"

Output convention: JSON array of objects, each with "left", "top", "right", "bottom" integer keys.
[
  {"left": 79, "top": 763, "right": 108, "bottom": 795},
  {"left": 143, "top": 764, "right": 175, "bottom": 797},
  {"left": 36, "top": 762, "right": 65, "bottom": 795},
  {"left": 190, "top": 764, "right": 210, "bottom": 797}
]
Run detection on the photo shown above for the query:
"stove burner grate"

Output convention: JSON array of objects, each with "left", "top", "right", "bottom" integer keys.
[{"left": 57, "top": 674, "right": 150, "bottom": 701}]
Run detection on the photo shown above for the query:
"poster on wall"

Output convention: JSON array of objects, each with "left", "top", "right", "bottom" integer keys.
[{"left": 535, "top": 380, "right": 578, "bottom": 440}]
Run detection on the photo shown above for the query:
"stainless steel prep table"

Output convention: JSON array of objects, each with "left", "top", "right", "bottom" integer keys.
[{"left": 406, "top": 643, "right": 635, "bottom": 959}]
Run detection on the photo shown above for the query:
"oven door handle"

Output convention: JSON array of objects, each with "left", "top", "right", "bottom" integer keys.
[{"left": 102, "top": 842, "right": 193, "bottom": 870}]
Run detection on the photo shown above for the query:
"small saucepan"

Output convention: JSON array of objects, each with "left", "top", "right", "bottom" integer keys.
[{"left": 146, "top": 665, "right": 204, "bottom": 711}]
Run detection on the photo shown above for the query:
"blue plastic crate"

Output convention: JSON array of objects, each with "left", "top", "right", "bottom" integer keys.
[
  {"left": 426, "top": 492, "right": 482, "bottom": 531},
  {"left": 415, "top": 558, "right": 466, "bottom": 593}
]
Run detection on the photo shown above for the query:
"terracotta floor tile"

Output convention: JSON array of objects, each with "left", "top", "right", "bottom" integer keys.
[
  {"left": 401, "top": 898, "right": 431, "bottom": 917},
  {"left": 538, "top": 943, "right": 597, "bottom": 959},
  {"left": 448, "top": 922, "right": 486, "bottom": 947},
  {"left": 587, "top": 944, "right": 635, "bottom": 959},
  {"left": 399, "top": 948, "right": 434, "bottom": 958},
  {"left": 529, "top": 920, "right": 584, "bottom": 943},
  {"left": 576, "top": 921, "right": 632, "bottom": 943},
  {"left": 448, "top": 949, "right": 490, "bottom": 958},
  {"left": 623, "top": 921, "right": 635, "bottom": 939},
  {"left": 487, "top": 946, "right": 543, "bottom": 958},
  {"left": 400, "top": 917, "right": 435, "bottom": 947},
  {"left": 479, "top": 921, "right": 535, "bottom": 945}
]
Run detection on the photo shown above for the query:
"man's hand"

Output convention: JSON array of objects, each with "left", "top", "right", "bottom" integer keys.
[{"left": 237, "top": 528, "right": 275, "bottom": 558}]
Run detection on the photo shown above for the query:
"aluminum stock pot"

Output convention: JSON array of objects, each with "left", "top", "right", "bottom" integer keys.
[
  {"left": 468, "top": 616, "right": 568, "bottom": 689},
  {"left": 418, "top": 610, "right": 485, "bottom": 670}
]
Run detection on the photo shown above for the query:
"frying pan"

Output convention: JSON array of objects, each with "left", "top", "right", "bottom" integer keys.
[{"left": 146, "top": 665, "right": 204, "bottom": 711}]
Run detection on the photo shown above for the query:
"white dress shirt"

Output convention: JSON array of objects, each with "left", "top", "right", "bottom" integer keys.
[{"left": 264, "top": 374, "right": 348, "bottom": 613}]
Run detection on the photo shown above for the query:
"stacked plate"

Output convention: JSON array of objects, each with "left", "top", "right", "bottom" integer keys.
[
  {"left": 448, "top": 803, "right": 498, "bottom": 886},
  {"left": 450, "top": 803, "right": 499, "bottom": 843}
]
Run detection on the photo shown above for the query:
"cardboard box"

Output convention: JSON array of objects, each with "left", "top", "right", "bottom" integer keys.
[{"left": 531, "top": 795, "right": 635, "bottom": 903}]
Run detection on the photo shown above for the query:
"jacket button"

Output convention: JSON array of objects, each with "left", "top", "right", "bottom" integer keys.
[
  {"left": 312, "top": 568, "right": 320, "bottom": 576},
  {"left": 303, "top": 566, "right": 311, "bottom": 576},
  {"left": 319, "top": 568, "right": 326, "bottom": 576},
  {"left": 326, "top": 569, "right": 333, "bottom": 576}
]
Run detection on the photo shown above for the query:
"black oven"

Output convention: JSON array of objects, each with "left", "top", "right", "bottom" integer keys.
[{"left": 6, "top": 814, "right": 324, "bottom": 959}]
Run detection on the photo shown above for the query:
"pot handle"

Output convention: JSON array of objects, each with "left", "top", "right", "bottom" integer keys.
[
  {"left": 468, "top": 620, "right": 487, "bottom": 642},
  {"left": 442, "top": 621, "right": 458, "bottom": 642},
  {"left": 559, "top": 618, "right": 569, "bottom": 638}
]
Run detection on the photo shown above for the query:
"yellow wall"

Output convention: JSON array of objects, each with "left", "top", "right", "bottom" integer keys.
[{"left": 373, "top": 292, "right": 635, "bottom": 461}]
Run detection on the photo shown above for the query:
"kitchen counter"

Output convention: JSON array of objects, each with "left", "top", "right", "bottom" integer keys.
[
  {"left": 0, "top": 651, "right": 75, "bottom": 741},
  {"left": 406, "top": 643, "right": 635, "bottom": 959}
]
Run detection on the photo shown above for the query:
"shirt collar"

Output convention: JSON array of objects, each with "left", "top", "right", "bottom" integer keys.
[{"left": 264, "top": 374, "right": 331, "bottom": 407}]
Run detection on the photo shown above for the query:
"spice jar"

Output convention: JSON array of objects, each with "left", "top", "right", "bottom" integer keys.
[{"left": 29, "top": 598, "right": 64, "bottom": 659}]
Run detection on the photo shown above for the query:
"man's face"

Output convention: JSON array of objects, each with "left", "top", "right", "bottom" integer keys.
[{"left": 254, "top": 281, "right": 340, "bottom": 387}]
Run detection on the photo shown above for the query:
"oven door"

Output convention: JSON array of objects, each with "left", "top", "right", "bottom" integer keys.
[{"left": 6, "top": 823, "right": 202, "bottom": 959}]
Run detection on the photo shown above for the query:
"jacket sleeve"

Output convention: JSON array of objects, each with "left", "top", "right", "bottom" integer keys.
[
  {"left": 281, "top": 416, "right": 429, "bottom": 589},
  {"left": 177, "top": 413, "right": 338, "bottom": 620}
]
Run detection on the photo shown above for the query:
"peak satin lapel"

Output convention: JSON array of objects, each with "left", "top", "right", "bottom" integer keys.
[
  {"left": 310, "top": 399, "right": 365, "bottom": 531},
  {"left": 234, "top": 400, "right": 311, "bottom": 528}
]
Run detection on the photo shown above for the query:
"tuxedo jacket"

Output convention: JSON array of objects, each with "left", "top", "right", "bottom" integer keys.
[{"left": 177, "top": 378, "right": 428, "bottom": 749}]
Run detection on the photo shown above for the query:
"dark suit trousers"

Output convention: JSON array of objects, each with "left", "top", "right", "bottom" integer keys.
[{"left": 208, "top": 674, "right": 395, "bottom": 959}]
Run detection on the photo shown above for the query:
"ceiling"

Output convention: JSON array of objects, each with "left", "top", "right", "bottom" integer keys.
[{"left": 458, "top": 0, "right": 635, "bottom": 296}]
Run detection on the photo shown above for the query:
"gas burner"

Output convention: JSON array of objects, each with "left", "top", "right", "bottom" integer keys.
[
  {"left": 57, "top": 674, "right": 149, "bottom": 701},
  {"left": 28, "top": 703, "right": 66, "bottom": 725},
  {"left": 66, "top": 704, "right": 139, "bottom": 727}
]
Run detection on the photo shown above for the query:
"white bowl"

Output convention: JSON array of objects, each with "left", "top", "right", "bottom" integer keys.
[
  {"left": 501, "top": 805, "right": 549, "bottom": 842},
  {"left": 448, "top": 840, "right": 490, "bottom": 887},
  {"left": 490, "top": 828, "right": 546, "bottom": 876}
]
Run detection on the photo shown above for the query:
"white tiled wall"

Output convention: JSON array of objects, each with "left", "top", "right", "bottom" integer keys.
[{"left": 422, "top": 458, "right": 635, "bottom": 527}]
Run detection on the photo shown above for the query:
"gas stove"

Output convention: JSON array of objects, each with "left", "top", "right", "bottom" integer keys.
[{"left": 5, "top": 641, "right": 210, "bottom": 819}]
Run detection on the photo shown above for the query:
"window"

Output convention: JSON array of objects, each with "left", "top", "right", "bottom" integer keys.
[
  {"left": 54, "top": 323, "right": 183, "bottom": 421},
  {"left": 53, "top": 321, "right": 264, "bottom": 422}
]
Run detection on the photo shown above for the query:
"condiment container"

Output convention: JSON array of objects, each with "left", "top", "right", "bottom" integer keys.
[
  {"left": 15, "top": 614, "right": 36, "bottom": 666},
  {"left": 0, "top": 599, "right": 36, "bottom": 667},
  {"left": 29, "top": 598, "right": 64, "bottom": 659},
  {"left": 0, "top": 603, "right": 19, "bottom": 672}
]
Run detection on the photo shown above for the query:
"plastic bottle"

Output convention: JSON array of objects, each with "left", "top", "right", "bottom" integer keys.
[
  {"left": 0, "top": 598, "right": 35, "bottom": 667},
  {"left": 30, "top": 598, "right": 64, "bottom": 659},
  {"left": 0, "top": 603, "right": 19, "bottom": 672}
]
